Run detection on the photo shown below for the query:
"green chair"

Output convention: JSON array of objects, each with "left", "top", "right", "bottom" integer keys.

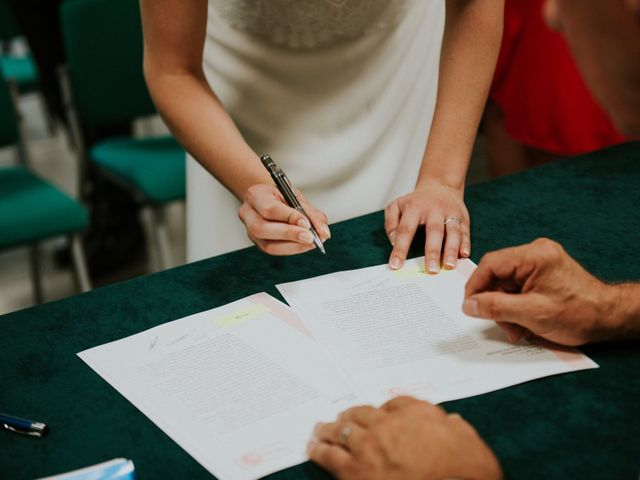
[
  {"left": 0, "top": 55, "right": 38, "bottom": 92},
  {"left": 59, "top": 0, "right": 185, "bottom": 270},
  {"left": 0, "top": 75, "right": 91, "bottom": 303},
  {"left": 0, "top": 0, "right": 49, "bottom": 132}
]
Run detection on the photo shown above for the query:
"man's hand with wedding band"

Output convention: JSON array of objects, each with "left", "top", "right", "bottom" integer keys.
[{"left": 307, "top": 396, "right": 502, "bottom": 480}]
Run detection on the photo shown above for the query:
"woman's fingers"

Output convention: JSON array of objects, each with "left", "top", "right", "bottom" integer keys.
[
  {"left": 424, "top": 216, "right": 445, "bottom": 273},
  {"left": 240, "top": 205, "right": 316, "bottom": 244},
  {"left": 250, "top": 235, "right": 316, "bottom": 256},
  {"left": 428, "top": 214, "right": 470, "bottom": 271},
  {"left": 304, "top": 204, "right": 331, "bottom": 242},
  {"left": 384, "top": 200, "right": 401, "bottom": 246},
  {"left": 442, "top": 218, "right": 462, "bottom": 270},
  {"left": 386, "top": 183, "right": 470, "bottom": 273},
  {"left": 388, "top": 208, "right": 421, "bottom": 270},
  {"left": 240, "top": 184, "right": 330, "bottom": 253},
  {"left": 245, "top": 184, "right": 309, "bottom": 227},
  {"left": 297, "top": 191, "right": 331, "bottom": 241},
  {"left": 459, "top": 219, "right": 471, "bottom": 258}
]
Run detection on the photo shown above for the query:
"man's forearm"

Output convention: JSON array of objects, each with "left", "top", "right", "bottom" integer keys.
[
  {"left": 417, "top": 0, "right": 503, "bottom": 190},
  {"left": 604, "top": 283, "right": 640, "bottom": 340}
]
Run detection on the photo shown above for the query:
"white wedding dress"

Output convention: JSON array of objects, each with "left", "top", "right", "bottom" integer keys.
[{"left": 187, "top": 0, "right": 445, "bottom": 261}]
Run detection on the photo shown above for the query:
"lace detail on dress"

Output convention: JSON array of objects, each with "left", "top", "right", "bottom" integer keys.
[{"left": 210, "top": 0, "right": 409, "bottom": 49}]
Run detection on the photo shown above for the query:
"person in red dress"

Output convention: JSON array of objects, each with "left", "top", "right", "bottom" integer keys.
[{"left": 484, "top": 0, "right": 626, "bottom": 177}]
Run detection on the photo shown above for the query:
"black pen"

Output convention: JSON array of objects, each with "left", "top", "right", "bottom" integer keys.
[
  {"left": 260, "top": 154, "right": 325, "bottom": 254},
  {"left": 0, "top": 412, "right": 49, "bottom": 437}
]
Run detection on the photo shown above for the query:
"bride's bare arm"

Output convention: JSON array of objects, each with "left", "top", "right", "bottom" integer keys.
[{"left": 140, "top": 0, "right": 329, "bottom": 255}]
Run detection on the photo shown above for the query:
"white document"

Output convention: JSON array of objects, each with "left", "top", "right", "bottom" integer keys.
[
  {"left": 277, "top": 257, "right": 598, "bottom": 406},
  {"left": 80, "top": 260, "right": 598, "bottom": 479},
  {"left": 78, "top": 293, "right": 363, "bottom": 480}
]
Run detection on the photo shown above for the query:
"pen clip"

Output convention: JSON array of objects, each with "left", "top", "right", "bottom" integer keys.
[
  {"left": 260, "top": 154, "right": 302, "bottom": 206},
  {"left": 272, "top": 167, "right": 300, "bottom": 204},
  {"left": 2, "top": 422, "right": 44, "bottom": 438}
]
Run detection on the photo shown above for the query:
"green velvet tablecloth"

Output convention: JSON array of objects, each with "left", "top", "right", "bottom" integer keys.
[{"left": 2, "top": 143, "right": 640, "bottom": 479}]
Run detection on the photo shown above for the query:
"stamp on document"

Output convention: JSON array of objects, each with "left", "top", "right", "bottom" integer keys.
[
  {"left": 386, "top": 382, "right": 437, "bottom": 399},
  {"left": 238, "top": 441, "right": 291, "bottom": 468}
]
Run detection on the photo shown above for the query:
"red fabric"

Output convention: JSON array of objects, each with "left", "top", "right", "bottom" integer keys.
[{"left": 490, "top": 0, "right": 626, "bottom": 156}]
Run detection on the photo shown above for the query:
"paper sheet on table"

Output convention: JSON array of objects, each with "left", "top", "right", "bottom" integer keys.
[
  {"left": 78, "top": 293, "right": 362, "bottom": 480},
  {"left": 277, "top": 257, "right": 598, "bottom": 406}
]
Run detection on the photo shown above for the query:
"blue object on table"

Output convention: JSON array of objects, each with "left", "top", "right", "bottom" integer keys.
[
  {"left": 0, "top": 412, "right": 48, "bottom": 437},
  {"left": 38, "top": 458, "right": 135, "bottom": 480}
]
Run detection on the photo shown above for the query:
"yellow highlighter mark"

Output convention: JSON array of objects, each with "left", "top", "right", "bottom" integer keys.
[
  {"left": 213, "top": 303, "right": 271, "bottom": 328},
  {"left": 394, "top": 262, "right": 445, "bottom": 280},
  {"left": 394, "top": 264, "right": 427, "bottom": 280}
]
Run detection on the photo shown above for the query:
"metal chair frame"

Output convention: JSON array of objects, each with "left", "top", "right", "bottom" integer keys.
[{"left": 57, "top": 65, "right": 175, "bottom": 271}]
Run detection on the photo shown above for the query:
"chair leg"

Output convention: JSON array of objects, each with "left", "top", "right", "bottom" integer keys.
[
  {"left": 38, "top": 93, "right": 57, "bottom": 136},
  {"left": 70, "top": 234, "right": 91, "bottom": 293},
  {"left": 29, "top": 243, "right": 44, "bottom": 305},
  {"left": 141, "top": 206, "right": 173, "bottom": 272},
  {"left": 140, "top": 206, "right": 158, "bottom": 272},
  {"left": 152, "top": 206, "right": 173, "bottom": 270}
]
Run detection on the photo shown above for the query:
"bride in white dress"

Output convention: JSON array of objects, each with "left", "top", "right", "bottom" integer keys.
[{"left": 141, "top": 0, "right": 503, "bottom": 272}]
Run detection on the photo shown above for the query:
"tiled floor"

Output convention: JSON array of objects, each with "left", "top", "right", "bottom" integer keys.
[{"left": 0, "top": 93, "right": 491, "bottom": 316}]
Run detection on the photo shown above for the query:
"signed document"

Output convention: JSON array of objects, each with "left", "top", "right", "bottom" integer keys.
[
  {"left": 80, "top": 259, "right": 597, "bottom": 480},
  {"left": 78, "top": 293, "right": 362, "bottom": 480},
  {"left": 277, "top": 257, "right": 598, "bottom": 406}
]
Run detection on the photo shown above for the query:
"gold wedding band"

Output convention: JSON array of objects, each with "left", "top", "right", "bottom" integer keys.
[{"left": 444, "top": 216, "right": 462, "bottom": 225}]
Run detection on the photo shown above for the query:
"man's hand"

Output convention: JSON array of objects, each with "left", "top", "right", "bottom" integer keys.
[
  {"left": 463, "top": 238, "right": 622, "bottom": 346},
  {"left": 307, "top": 396, "right": 502, "bottom": 480},
  {"left": 238, "top": 184, "right": 330, "bottom": 255},
  {"left": 385, "top": 181, "right": 470, "bottom": 273}
]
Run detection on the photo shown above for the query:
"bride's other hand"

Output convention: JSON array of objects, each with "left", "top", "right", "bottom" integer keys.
[
  {"left": 239, "top": 184, "right": 330, "bottom": 255},
  {"left": 385, "top": 181, "right": 470, "bottom": 273}
]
